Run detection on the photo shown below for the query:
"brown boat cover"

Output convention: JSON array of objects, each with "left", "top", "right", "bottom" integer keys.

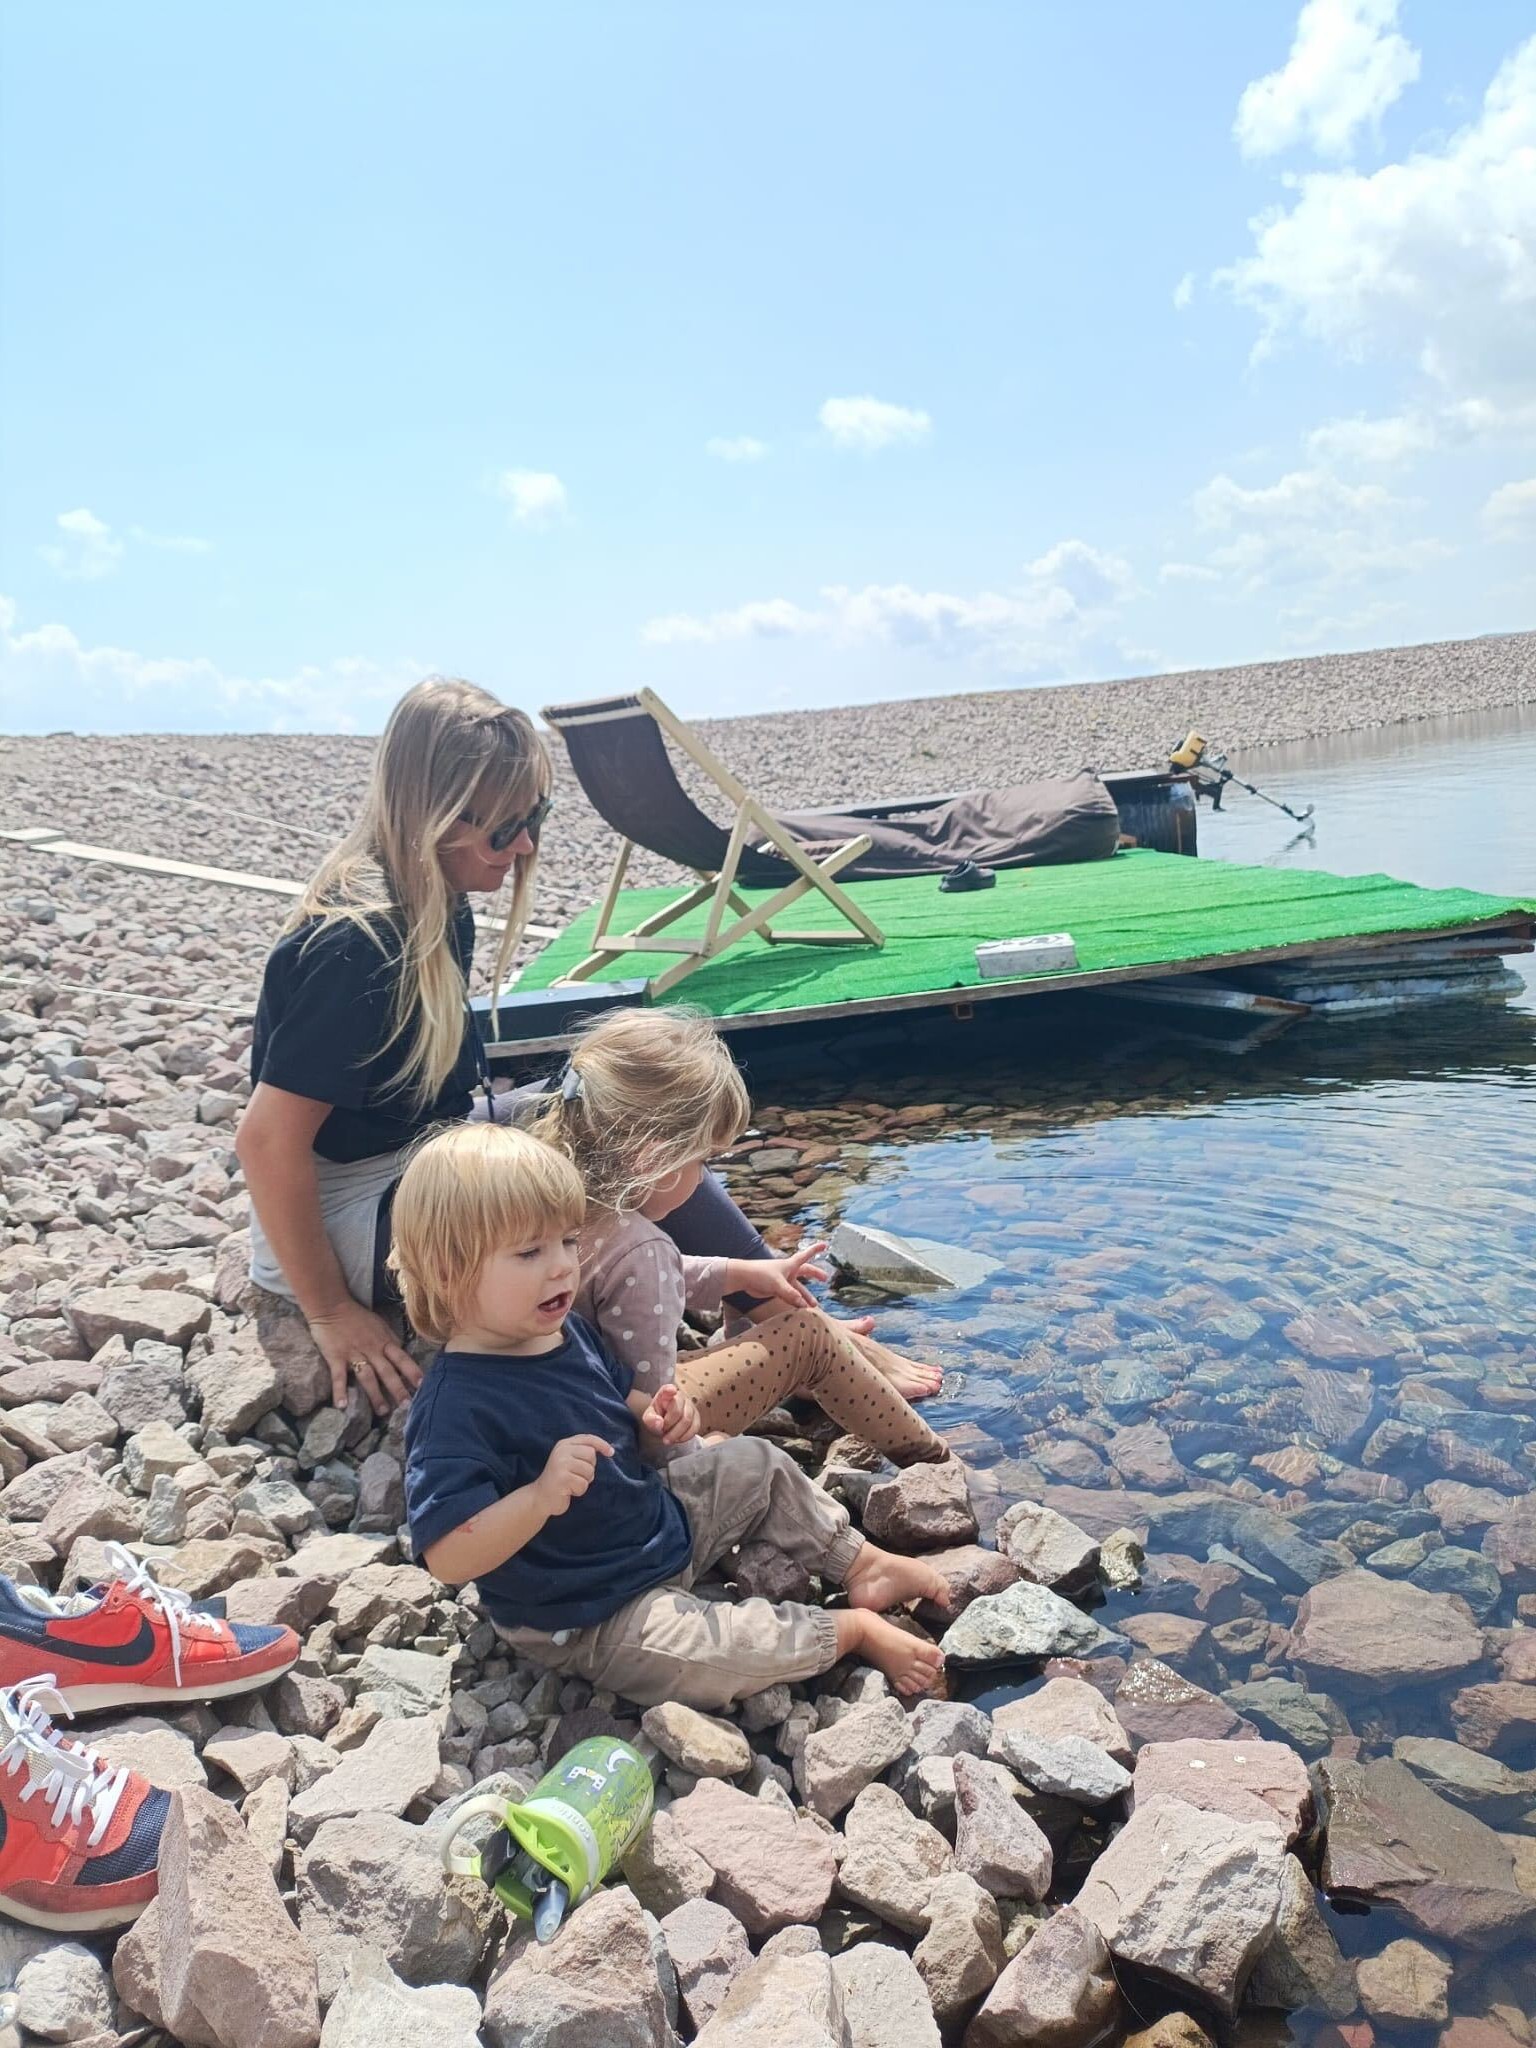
[{"left": 762, "top": 769, "right": 1120, "bottom": 881}]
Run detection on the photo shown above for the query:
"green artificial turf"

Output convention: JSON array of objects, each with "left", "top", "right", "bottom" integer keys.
[{"left": 514, "top": 849, "right": 1534, "bottom": 1020}]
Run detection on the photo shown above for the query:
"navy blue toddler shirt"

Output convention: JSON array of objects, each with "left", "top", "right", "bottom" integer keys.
[{"left": 403, "top": 1314, "right": 692, "bottom": 1633}]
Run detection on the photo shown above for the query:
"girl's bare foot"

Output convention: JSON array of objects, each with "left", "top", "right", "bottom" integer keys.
[
  {"left": 841, "top": 1610, "right": 945, "bottom": 1696},
  {"left": 844, "top": 1542, "right": 951, "bottom": 1615},
  {"left": 876, "top": 1353, "right": 946, "bottom": 1402}
]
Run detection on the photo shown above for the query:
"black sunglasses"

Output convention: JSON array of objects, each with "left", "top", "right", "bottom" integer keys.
[{"left": 464, "top": 793, "right": 553, "bottom": 852}]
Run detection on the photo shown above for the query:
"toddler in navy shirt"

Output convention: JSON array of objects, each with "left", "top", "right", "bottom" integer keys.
[{"left": 394, "top": 1122, "right": 947, "bottom": 1712}]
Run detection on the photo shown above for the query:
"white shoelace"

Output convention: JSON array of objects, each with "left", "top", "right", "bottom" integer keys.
[
  {"left": 0, "top": 1676, "right": 128, "bottom": 1848},
  {"left": 97, "top": 1541, "right": 224, "bottom": 1690}
]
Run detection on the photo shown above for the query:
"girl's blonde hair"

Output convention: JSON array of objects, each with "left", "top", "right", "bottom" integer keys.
[
  {"left": 533, "top": 1007, "right": 750, "bottom": 1214},
  {"left": 387, "top": 1122, "right": 586, "bottom": 1346},
  {"left": 288, "top": 678, "right": 551, "bottom": 1106}
]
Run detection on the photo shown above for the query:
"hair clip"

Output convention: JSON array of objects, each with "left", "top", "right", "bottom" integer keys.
[{"left": 559, "top": 1064, "right": 584, "bottom": 1104}]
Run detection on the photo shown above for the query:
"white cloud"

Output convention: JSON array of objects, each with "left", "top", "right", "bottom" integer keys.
[
  {"left": 1223, "top": 37, "right": 1536, "bottom": 410},
  {"left": 128, "top": 525, "right": 212, "bottom": 554},
  {"left": 0, "top": 598, "right": 419, "bottom": 734},
  {"left": 642, "top": 540, "right": 1135, "bottom": 673},
  {"left": 705, "top": 435, "right": 767, "bottom": 462},
  {"left": 1187, "top": 464, "right": 1447, "bottom": 606},
  {"left": 818, "top": 395, "right": 932, "bottom": 453},
  {"left": 1173, "top": 272, "right": 1195, "bottom": 311},
  {"left": 496, "top": 469, "right": 569, "bottom": 526},
  {"left": 1483, "top": 477, "right": 1536, "bottom": 536},
  {"left": 1304, "top": 411, "right": 1437, "bottom": 466},
  {"left": 1235, "top": 0, "right": 1420, "bottom": 160},
  {"left": 40, "top": 508, "right": 123, "bottom": 581},
  {"left": 1159, "top": 561, "right": 1222, "bottom": 584}
]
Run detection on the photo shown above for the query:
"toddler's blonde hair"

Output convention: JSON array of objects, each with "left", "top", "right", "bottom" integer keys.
[
  {"left": 387, "top": 1122, "right": 585, "bottom": 1345},
  {"left": 533, "top": 1007, "right": 750, "bottom": 1214}
]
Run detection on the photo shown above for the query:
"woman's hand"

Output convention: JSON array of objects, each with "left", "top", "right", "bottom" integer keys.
[
  {"left": 722, "top": 1241, "right": 830, "bottom": 1312},
  {"left": 641, "top": 1383, "right": 700, "bottom": 1447},
  {"left": 307, "top": 1301, "right": 423, "bottom": 1414}
]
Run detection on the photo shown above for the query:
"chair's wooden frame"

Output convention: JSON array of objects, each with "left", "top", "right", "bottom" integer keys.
[{"left": 549, "top": 689, "right": 885, "bottom": 996}]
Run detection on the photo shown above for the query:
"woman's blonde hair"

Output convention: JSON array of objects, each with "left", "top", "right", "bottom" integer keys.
[
  {"left": 387, "top": 1122, "right": 586, "bottom": 1346},
  {"left": 288, "top": 678, "right": 551, "bottom": 1106},
  {"left": 533, "top": 1007, "right": 750, "bottom": 1214}
]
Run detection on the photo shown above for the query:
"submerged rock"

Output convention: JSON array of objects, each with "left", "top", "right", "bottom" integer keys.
[
  {"left": 1245, "top": 1852, "right": 1356, "bottom": 2019},
  {"left": 1288, "top": 1570, "right": 1486, "bottom": 1689},
  {"left": 1316, "top": 1756, "right": 1536, "bottom": 1949}
]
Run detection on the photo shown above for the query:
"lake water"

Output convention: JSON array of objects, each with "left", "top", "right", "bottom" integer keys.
[{"left": 751, "top": 701, "right": 1536, "bottom": 2042}]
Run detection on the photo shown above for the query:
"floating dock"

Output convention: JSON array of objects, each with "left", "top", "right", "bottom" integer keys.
[{"left": 479, "top": 849, "right": 1536, "bottom": 1060}]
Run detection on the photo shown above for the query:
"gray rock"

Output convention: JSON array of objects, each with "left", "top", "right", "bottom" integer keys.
[
  {"left": 288, "top": 1713, "right": 445, "bottom": 1845},
  {"left": 67, "top": 1287, "right": 210, "bottom": 1352},
  {"left": 794, "top": 1696, "right": 911, "bottom": 1820},
  {"left": 642, "top": 1702, "right": 751, "bottom": 1779},
  {"left": 992, "top": 1676, "right": 1132, "bottom": 1766},
  {"left": 1075, "top": 1797, "right": 1285, "bottom": 2018},
  {"left": 483, "top": 1886, "right": 671, "bottom": 2048},
  {"left": 296, "top": 1813, "right": 498, "bottom": 2002},
  {"left": 1245, "top": 1852, "right": 1357, "bottom": 2018},
  {"left": 1221, "top": 1679, "right": 1339, "bottom": 1759},
  {"left": 832, "top": 1942, "right": 942, "bottom": 2047},
  {"left": 828, "top": 1222, "right": 1001, "bottom": 1293},
  {"left": 98, "top": 1344, "right": 188, "bottom": 1432},
  {"left": 353, "top": 1645, "right": 454, "bottom": 1720},
  {"left": 836, "top": 1782, "right": 956, "bottom": 1933},
  {"left": 621, "top": 1808, "right": 717, "bottom": 1918},
  {"left": 953, "top": 1754, "right": 1052, "bottom": 1901},
  {"left": 1356, "top": 1937, "right": 1452, "bottom": 2026},
  {"left": 188, "top": 1341, "right": 281, "bottom": 1438},
  {"left": 659, "top": 1899, "right": 751, "bottom": 2032},
  {"left": 995, "top": 1500, "right": 1100, "bottom": 1592},
  {"left": 319, "top": 1950, "right": 482, "bottom": 2048},
  {"left": 1391, "top": 1735, "right": 1536, "bottom": 1822},
  {"left": 1408, "top": 1544, "right": 1503, "bottom": 1619},
  {"left": 963, "top": 1905, "right": 1119, "bottom": 2048},
  {"left": 692, "top": 1949, "right": 847, "bottom": 2048},
  {"left": 941, "top": 1581, "right": 1125, "bottom": 1665},
  {"left": 912, "top": 1870, "right": 1005, "bottom": 2028},
  {"left": 906, "top": 1698, "right": 991, "bottom": 1762},
  {"left": 1146, "top": 1497, "right": 1335, "bottom": 1593},
  {"left": 14, "top": 1942, "right": 115, "bottom": 2042},
  {"left": 988, "top": 1728, "right": 1130, "bottom": 1807}
]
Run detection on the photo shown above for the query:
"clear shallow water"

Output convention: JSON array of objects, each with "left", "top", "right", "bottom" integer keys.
[{"left": 753, "top": 701, "right": 1536, "bottom": 2042}]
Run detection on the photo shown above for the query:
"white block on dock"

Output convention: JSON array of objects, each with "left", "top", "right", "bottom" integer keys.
[
  {"left": 828, "top": 1222, "right": 1002, "bottom": 1294},
  {"left": 974, "top": 934, "right": 1078, "bottom": 978}
]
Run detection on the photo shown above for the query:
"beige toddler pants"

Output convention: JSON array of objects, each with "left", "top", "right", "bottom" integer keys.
[{"left": 495, "top": 1435, "right": 863, "bottom": 1711}]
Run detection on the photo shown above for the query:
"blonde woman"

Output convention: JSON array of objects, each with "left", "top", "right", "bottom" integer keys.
[
  {"left": 239, "top": 678, "right": 788, "bottom": 1417},
  {"left": 535, "top": 1009, "right": 950, "bottom": 1465}
]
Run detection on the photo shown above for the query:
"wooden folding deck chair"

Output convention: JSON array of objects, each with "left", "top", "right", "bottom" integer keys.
[{"left": 540, "top": 688, "right": 885, "bottom": 996}]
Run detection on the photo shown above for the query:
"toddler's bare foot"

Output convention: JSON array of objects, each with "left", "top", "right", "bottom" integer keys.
[
  {"left": 851, "top": 1611, "right": 945, "bottom": 1697},
  {"left": 844, "top": 1543, "right": 951, "bottom": 1615}
]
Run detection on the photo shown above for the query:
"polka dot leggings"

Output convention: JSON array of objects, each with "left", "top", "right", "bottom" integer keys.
[{"left": 676, "top": 1306, "right": 948, "bottom": 1466}]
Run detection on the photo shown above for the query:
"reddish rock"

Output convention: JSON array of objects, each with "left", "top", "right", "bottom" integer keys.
[
  {"left": 1288, "top": 1571, "right": 1484, "bottom": 1689},
  {"left": 670, "top": 1779, "right": 836, "bottom": 1937},
  {"left": 1483, "top": 1497, "right": 1536, "bottom": 1582},
  {"left": 963, "top": 1905, "right": 1118, "bottom": 2048},
  {"left": 1112, "top": 1659, "right": 1259, "bottom": 1749},
  {"left": 992, "top": 1677, "right": 1132, "bottom": 1766},
  {"left": 862, "top": 1460, "right": 979, "bottom": 1552},
  {"left": 1450, "top": 1681, "right": 1536, "bottom": 1758},
  {"left": 1107, "top": 1422, "right": 1186, "bottom": 1492},
  {"left": 1132, "top": 1738, "right": 1312, "bottom": 1846},
  {"left": 1497, "top": 1632, "right": 1536, "bottom": 1683},
  {"left": 1118, "top": 1614, "right": 1212, "bottom": 1670},
  {"left": 916, "top": 1544, "right": 1022, "bottom": 1627}
]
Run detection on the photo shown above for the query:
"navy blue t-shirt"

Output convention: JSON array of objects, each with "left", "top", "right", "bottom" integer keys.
[
  {"left": 403, "top": 1315, "right": 692, "bottom": 1632},
  {"left": 250, "top": 899, "right": 479, "bottom": 1163}
]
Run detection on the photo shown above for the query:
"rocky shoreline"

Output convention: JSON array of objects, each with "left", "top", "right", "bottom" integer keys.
[{"left": 0, "top": 637, "right": 1534, "bottom": 2045}]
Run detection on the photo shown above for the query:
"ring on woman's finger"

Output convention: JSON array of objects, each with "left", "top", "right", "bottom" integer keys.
[{"left": 349, "top": 1356, "right": 372, "bottom": 1373}]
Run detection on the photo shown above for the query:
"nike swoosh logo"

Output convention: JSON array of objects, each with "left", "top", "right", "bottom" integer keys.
[{"left": 0, "top": 1612, "right": 160, "bottom": 1667}]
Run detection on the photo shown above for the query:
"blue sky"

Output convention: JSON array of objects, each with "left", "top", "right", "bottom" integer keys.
[{"left": 2, "top": 1, "right": 1532, "bottom": 734}]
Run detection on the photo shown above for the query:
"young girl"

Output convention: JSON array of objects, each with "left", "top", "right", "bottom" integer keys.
[
  {"left": 534, "top": 1009, "right": 951, "bottom": 1466},
  {"left": 395, "top": 1123, "right": 947, "bottom": 1708}
]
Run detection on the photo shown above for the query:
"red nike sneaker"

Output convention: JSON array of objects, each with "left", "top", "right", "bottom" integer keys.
[
  {"left": 0, "top": 1674, "right": 167, "bottom": 1929},
  {"left": 0, "top": 1544, "right": 300, "bottom": 1712}
]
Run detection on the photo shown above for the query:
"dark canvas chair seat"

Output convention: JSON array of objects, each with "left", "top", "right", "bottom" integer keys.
[{"left": 541, "top": 689, "right": 884, "bottom": 995}]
